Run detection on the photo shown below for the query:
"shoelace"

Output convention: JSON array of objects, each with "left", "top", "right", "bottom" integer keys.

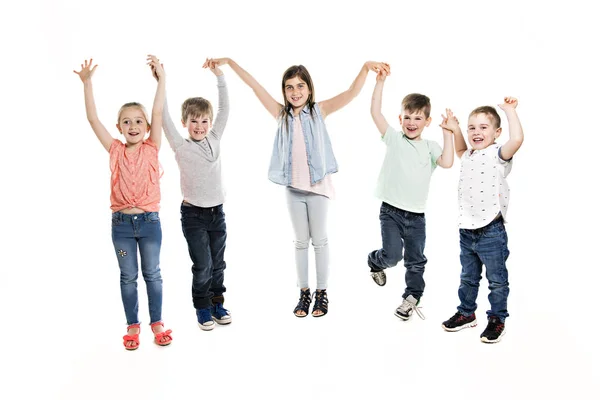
[
  {"left": 214, "top": 304, "right": 229, "bottom": 317},
  {"left": 400, "top": 299, "right": 426, "bottom": 320}
]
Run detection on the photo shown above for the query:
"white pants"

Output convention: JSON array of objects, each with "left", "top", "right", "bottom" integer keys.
[{"left": 285, "top": 187, "right": 330, "bottom": 290}]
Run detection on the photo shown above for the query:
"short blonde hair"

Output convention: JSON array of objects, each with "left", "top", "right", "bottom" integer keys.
[{"left": 181, "top": 97, "right": 213, "bottom": 122}]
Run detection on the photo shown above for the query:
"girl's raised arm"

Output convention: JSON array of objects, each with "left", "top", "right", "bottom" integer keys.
[
  {"left": 74, "top": 59, "right": 114, "bottom": 152},
  {"left": 319, "top": 61, "right": 389, "bottom": 117},
  {"left": 206, "top": 58, "right": 282, "bottom": 119},
  {"left": 147, "top": 55, "right": 166, "bottom": 150}
]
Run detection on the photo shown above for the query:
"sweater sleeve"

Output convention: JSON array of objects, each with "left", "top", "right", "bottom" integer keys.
[
  {"left": 210, "top": 74, "right": 229, "bottom": 140},
  {"left": 162, "top": 97, "right": 185, "bottom": 151}
]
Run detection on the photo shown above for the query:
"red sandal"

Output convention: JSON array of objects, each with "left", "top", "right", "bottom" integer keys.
[
  {"left": 150, "top": 321, "right": 173, "bottom": 346},
  {"left": 123, "top": 323, "right": 141, "bottom": 351}
]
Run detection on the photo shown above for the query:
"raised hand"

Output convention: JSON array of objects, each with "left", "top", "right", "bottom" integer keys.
[
  {"left": 202, "top": 57, "right": 223, "bottom": 76},
  {"left": 147, "top": 54, "right": 165, "bottom": 81},
  {"left": 440, "top": 108, "right": 460, "bottom": 134},
  {"left": 375, "top": 68, "right": 387, "bottom": 82},
  {"left": 73, "top": 58, "right": 98, "bottom": 83},
  {"left": 498, "top": 96, "right": 518, "bottom": 111},
  {"left": 365, "top": 61, "right": 390, "bottom": 76}
]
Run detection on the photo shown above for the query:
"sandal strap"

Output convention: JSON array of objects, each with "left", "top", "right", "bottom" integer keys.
[
  {"left": 293, "top": 289, "right": 312, "bottom": 313},
  {"left": 312, "top": 290, "right": 329, "bottom": 313}
]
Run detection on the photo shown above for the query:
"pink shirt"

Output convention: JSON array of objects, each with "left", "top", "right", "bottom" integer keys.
[
  {"left": 290, "top": 117, "right": 335, "bottom": 199},
  {"left": 109, "top": 139, "right": 161, "bottom": 212}
]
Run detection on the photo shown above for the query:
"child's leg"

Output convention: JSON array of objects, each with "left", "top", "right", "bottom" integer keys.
[
  {"left": 305, "top": 193, "right": 330, "bottom": 290},
  {"left": 138, "top": 212, "right": 163, "bottom": 324},
  {"left": 180, "top": 204, "right": 215, "bottom": 310},
  {"left": 208, "top": 205, "right": 227, "bottom": 304},
  {"left": 477, "top": 221, "right": 510, "bottom": 321},
  {"left": 457, "top": 229, "right": 484, "bottom": 316},
  {"left": 368, "top": 203, "right": 405, "bottom": 271},
  {"left": 286, "top": 188, "right": 310, "bottom": 289},
  {"left": 111, "top": 213, "right": 140, "bottom": 325},
  {"left": 402, "top": 212, "right": 427, "bottom": 300}
]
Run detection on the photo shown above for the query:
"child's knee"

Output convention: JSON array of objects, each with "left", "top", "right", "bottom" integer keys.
[{"left": 294, "top": 239, "right": 309, "bottom": 250}]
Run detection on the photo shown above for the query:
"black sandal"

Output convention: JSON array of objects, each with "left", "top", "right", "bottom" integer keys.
[
  {"left": 293, "top": 289, "right": 312, "bottom": 317},
  {"left": 311, "top": 289, "right": 328, "bottom": 317}
]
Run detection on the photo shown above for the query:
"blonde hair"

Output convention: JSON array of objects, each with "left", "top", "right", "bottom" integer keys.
[
  {"left": 117, "top": 102, "right": 150, "bottom": 128},
  {"left": 181, "top": 97, "right": 214, "bottom": 122}
]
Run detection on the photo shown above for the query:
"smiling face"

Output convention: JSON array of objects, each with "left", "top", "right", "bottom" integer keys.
[
  {"left": 399, "top": 110, "right": 431, "bottom": 140},
  {"left": 116, "top": 106, "right": 150, "bottom": 145},
  {"left": 467, "top": 113, "right": 502, "bottom": 150},
  {"left": 284, "top": 76, "right": 311, "bottom": 113},
  {"left": 183, "top": 114, "right": 212, "bottom": 141}
]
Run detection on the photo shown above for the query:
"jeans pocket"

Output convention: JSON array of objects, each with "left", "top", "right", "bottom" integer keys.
[
  {"left": 111, "top": 214, "right": 122, "bottom": 226},
  {"left": 147, "top": 212, "right": 160, "bottom": 223},
  {"left": 482, "top": 222, "right": 505, "bottom": 238}
]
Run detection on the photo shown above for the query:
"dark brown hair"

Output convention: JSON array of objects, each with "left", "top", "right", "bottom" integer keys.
[
  {"left": 280, "top": 65, "right": 316, "bottom": 130},
  {"left": 401, "top": 93, "right": 431, "bottom": 118}
]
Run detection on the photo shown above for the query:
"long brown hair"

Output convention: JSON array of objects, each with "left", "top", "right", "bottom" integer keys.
[{"left": 280, "top": 65, "right": 316, "bottom": 131}]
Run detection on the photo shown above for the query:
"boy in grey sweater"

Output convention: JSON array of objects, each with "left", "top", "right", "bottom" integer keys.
[{"left": 161, "top": 60, "right": 230, "bottom": 331}]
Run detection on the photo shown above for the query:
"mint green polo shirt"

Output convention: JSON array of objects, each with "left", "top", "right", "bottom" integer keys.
[{"left": 374, "top": 126, "right": 442, "bottom": 213}]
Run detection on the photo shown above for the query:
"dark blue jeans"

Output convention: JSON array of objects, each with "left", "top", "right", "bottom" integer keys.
[
  {"left": 368, "top": 202, "right": 427, "bottom": 300},
  {"left": 180, "top": 203, "right": 227, "bottom": 309},
  {"left": 457, "top": 217, "right": 510, "bottom": 322},
  {"left": 111, "top": 211, "right": 163, "bottom": 325}
]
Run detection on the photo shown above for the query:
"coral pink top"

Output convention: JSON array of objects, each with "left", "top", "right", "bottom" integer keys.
[
  {"left": 109, "top": 139, "right": 161, "bottom": 212},
  {"left": 290, "top": 117, "right": 335, "bottom": 199}
]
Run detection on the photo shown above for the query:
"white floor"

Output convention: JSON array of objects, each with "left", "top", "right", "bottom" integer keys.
[{"left": 2, "top": 0, "right": 599, "bottom": 398}]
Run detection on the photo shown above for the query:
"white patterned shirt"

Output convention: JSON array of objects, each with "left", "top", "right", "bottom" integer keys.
[{"left": 458, "top": 143, "right": 512, "bottom": 229}]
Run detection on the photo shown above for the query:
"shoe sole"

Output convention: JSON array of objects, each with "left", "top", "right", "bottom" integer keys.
[
  {"left": 198, "top": 322, "right": 215, "bottom": 331},
  {"left": 480, "top": 330, "right": 506, "bottom": 343},
  {"left": 371, "top": 273, "right": 386, "bottom": 286},
  {"left": 441, "top": 320, "right": 478, "bottom": 332},
  {"left": 212, "top": 316, "right": 232, "bottom": 325},
  {"left": 394, "top": 311, "right": 411, "bottom": 320}
]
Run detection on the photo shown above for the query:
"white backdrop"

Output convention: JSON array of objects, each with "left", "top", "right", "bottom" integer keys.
[{"left": 1, "top": 0, "right": 598, "bottom": 399}]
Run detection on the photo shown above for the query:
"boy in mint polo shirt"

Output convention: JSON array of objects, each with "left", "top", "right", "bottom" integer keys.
[{"left": 367, "top": 68, "right": 455, "bottom": 320}]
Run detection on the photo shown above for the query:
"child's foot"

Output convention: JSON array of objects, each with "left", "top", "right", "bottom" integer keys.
[
  {"left": 480, "top": 316, "right": 505, "bottom": 343},
  {"left": 371, "top": 270, "right": 386, "bottom": 286},
  {"left": 196, "top": 307, "right": 215, "bottom": 331},
  {"left": 441, "top": 311, "right": 477, "bottom": 332},
  {"left": 394, "top": 295, "right": 425, "bottom": 320},
  {"left": 211, "top": 303, "right": 232, "bottom": 325},
  {"left": 123, "top": 323, "right": 140, "bottom": 351},
  {"left": 150, "top": 321, "right": 173, "bottom": 346},
  {"left": 293, "top": 288, "right": 311, "bottom": 317},
  {"left": 311, "top": 289, "right": 329, "bottom": 317}
]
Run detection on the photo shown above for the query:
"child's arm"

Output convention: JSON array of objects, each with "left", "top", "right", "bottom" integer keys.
[
  {"left": 73, "top": 59, "right": 113, "bottom": 152},
  {"left": 447, "top": 109, "right": 468, "bottom": 159},
  {"left": 370, "top": 70, "right": 390, "bottom": 136},
  {"left": 437, "top": 109, "right": 457, "bottom": 168},
  {"left": 319, "top": 61, "right": 390, "bottom": 117},
  {"left": 202, "top": 59, "right": 229, "bottom": 139},
  {"left": 498, "top": 97, "right": 523, "bottom": 161},
  {"left": 147, "top": 55, "right": 166, "bottom": 150},
  {"left": 206, "top": 58, "right": 282, "bottom": 118}
]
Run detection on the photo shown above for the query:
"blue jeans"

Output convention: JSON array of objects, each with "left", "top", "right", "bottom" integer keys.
[
  {"left": 368, "top": 202, "right": 427, "bottom": 300},
  {"left": 457, "top": 217, "right": 510, "bottom": 321},
  {"left": 180, "top": 203, "right": 227, "bottom": 309},
  {"left": 111, "top": 211, "right": 163, "bottom": 325}
]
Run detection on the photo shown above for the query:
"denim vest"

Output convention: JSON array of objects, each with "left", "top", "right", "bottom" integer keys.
[{"left": 268, "top": 103, "right": 338, "bottom": 186}]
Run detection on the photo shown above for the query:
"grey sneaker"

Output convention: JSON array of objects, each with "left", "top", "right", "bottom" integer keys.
[
  {"left": 394, "top": 295, "right": 425, "bottom": 320},
  {"left": 371, "top": 270, "right": 386, "bottom": 286}
]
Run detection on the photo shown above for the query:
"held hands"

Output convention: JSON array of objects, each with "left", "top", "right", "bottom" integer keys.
[
  {"left": 147, "top": 55, "right": 165, "bottom": 81},
  {"left": 203, "top": 58, "right": 225, "bottom": 76},
  {"left": 365, "top": 61, "right": 390, "bottom": 76},
  {"left": 498, "top": 96, "right": 518, "bottom": 111},
  {"left": 73, "top": 58, "right": 98, "bottom": 83},
  {"left": 440, "top": 108, "right": 460, "bottom": 134}
]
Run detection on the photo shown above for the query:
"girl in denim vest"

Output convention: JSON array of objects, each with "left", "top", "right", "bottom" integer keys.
[
  {"left": 205, "top": 58, "right": 389, "bottom": 317},
  {"left": 74, "top": 56, "right": 173, "bottom": 350}
]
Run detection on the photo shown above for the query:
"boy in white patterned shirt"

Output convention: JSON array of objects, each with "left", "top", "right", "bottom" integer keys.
[{"left": 441, "top": 97, "right": 523, "bottom": 343}]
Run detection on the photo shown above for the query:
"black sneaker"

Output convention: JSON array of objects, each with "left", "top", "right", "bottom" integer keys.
[
  {"left": 480, "top": 316, "right": 505, "bottom": 343},
  {"left": 371, "top": 270, "right": 386, "bottom": 286},
  {"left": 441, "top": 312, "right": 477, "bottom": 331}
]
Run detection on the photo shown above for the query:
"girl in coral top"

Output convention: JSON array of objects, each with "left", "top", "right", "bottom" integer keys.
[
  {"left": 74, "top": 56, "right": 172, "bottom": 350},
  {"left": 205, "top": 57, "right": 388, "bottom": 318}
]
